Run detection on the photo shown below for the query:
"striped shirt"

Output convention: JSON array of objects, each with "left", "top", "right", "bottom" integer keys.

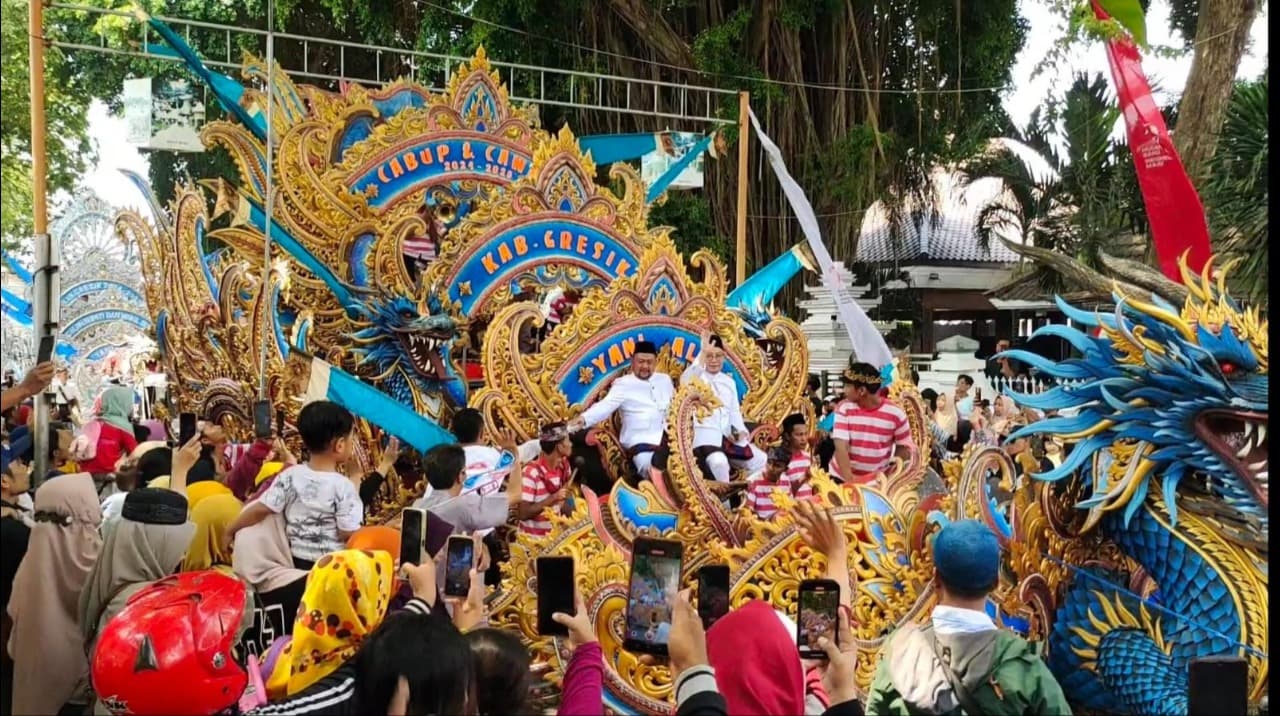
[
  {"left": 519, "top": 455, "right": 569, "bottom": 537},
  {"left": 746, "top": 469, "right": 815, "bottom": 520},
  {"left": 787, "top": 450, "right": 811, "bottom": 483},
  {"left": 831, "top": 399, "right": 914, "bottom": 482}
]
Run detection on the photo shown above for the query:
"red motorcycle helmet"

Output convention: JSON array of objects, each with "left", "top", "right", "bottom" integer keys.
[{"left": 91, "top": 570, "right": 250, "bottom": 715}]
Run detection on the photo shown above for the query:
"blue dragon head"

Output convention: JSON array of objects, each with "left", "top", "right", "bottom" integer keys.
[
  {"left": 1002, "top": 257, "right": 1268, "bottom": 543},
  {"left": 348, "top": 291, "right": 467, "bottom": 408}
]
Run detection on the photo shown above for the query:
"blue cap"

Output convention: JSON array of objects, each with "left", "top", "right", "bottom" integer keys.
[{"left": 932, "top": 520, "right": 999, "bottom": 594}]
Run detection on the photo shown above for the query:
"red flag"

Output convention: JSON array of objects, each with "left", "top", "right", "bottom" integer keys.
[{"left": 1092, "top": 0, "right": 1213, "bottom": 280}]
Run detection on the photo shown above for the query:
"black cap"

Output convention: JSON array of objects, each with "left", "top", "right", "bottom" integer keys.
[
  {"left": 121, "top": 487, "right": 189, "bottom": 526},
  {"left": 633, "top": 341, "right": 658, "bottom": 356}
]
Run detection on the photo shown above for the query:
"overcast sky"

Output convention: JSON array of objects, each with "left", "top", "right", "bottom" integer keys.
[{"left": 79, "top": 0, "right": 1269, "bottom": 213}]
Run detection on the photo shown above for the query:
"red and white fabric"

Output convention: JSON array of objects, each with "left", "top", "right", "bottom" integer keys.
[{"left": 831, "top": 399, "right": 914, "bottom": 483}]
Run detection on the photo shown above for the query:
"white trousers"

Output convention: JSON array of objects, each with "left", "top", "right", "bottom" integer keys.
[{"left": 703, "top": 443, "right": 766, "bottom": 482}]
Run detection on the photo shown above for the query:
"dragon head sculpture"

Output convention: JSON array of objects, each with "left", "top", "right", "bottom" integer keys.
[
  {"left": 348, "top": 290, "right": 466, "bottom": 409},
  {"left": 1002, "top": 255, "right": 1268, "bottom": 543}
]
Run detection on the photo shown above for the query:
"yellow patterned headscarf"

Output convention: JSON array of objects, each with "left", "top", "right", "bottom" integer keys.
[
  {"left": 182, "top": 493, "right": 243, "bottom": 572},
  {"left": 266, "top": 549, "right": 395, "bottom": 698}
]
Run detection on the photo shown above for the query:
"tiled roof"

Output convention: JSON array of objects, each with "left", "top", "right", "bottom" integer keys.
[{"left": 854, "top": 173, "right": 1025, "bottom": 265}]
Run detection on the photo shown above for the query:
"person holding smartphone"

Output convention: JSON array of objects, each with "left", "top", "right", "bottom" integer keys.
[{"left": 1, "top": 363, "right": 54, "bottom": 413}]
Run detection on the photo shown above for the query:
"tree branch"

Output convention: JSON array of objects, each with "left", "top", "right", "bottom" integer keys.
[{"left": 603, "top": 0, "right": 698, "bottom": 70}]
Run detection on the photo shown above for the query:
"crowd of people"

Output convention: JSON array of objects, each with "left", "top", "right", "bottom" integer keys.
[{"left": 0, "top": 338, "right": 1074, "bottom": 715}]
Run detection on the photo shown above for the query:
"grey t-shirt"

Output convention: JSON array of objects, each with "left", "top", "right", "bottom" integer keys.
[{"left": 413, "top": 489, "right": 510, "bottom": 535}]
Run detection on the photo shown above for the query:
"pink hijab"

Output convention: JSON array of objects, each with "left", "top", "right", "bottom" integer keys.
[
  {"left": 6, "top": 473, "right": 104, "bottom": 714},
  {"left": 706, "top": 599, "right": 807, "bottom": 715}
]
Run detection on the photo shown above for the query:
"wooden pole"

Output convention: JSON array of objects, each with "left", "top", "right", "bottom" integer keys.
[
  {"left": 735, "top": 91, "right": 750, "bottom": 286},
  {"left": 30, "top": 0, "right": 56, "bottom": 485}
]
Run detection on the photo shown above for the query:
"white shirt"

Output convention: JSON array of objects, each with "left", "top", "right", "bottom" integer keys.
[
  {"left": 679, "top": 360, "right": 748, "bottom": 449},
  {"left": 51, "top": 377, "right": 79, "bottom": 406},
  {"left": 459, "top": 444, "right": 509, "bottom": 497},
  {"left": 580, "top": 373, "right": 675, "bottom": 449},
  {"left": 259, "top": 464, "right": 364, "bottom": 562},
  {"left": 100, "top": 491, "right": 127, "bottom": 527}
]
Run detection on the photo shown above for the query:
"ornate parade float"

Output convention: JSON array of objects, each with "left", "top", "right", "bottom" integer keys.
[
  {"left": 2, "top": 193, "right": 157, "bottom": 408},
  {"left": 117, "top": 26, "right": 1267, "bottom": 713}
]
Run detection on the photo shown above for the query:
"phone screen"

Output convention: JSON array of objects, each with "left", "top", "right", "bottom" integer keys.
[
  {"left": 536, "top": 557, "right": 575, "bottom": 636},
  {"left": 624, "top": 538, "right": 683, "bottom": 656},
  {"left": 253, "top": 400, "right": 273, "bottom": 439},
  {"left": 37, "top": 335, "right": 55, "bottom": 364},
  {"left": 178, "top": 413, "right": 197, "bottom": 445},
  {"left": 444, "top": 537, "right": 475, "bottom": 598},
  {"left": 276, "top": 408, "right": 286, "bottom": 436},
  {"left": 399, "top": 509, "right": 425, "bottom": 568},
  {"left": 797, "top": 580, "right": 840, "bottom": 659},
  {"left": 696, "top": 565, "right": 730, "bottom": 629}
]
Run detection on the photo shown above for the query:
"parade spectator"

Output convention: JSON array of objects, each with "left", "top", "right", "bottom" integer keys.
[
  {"left": 79, "top": 488, "right": 196, "bottom": 659},
  {"left": 183, "top": 493, "right": 243, "bottom": 573},
  {"left": 226, "top": 401, "right": 363, "bottom": 569},
  {"left": 6, "top": 472, "right": 103, "bottom": 716},
  {"left": 864, "top": 520, "right": 1069, "bottom": 715},
  {"left": 51, "top": 364, "right": 81, "bottom": 423},
  {"left": 264, "top": 549, "right": 396, "bottom": 698},
  {"left": 831, "top": 363, "right": 915, "bottom": 484},
  {"left": 954, "top": 374, "right": 976, "bottom": 418},
  {"left": 1, "top": 460, "right": 33, "bottom": 527},
  {"left": 413, "top": 443, "right": 520, "bottom": 535},
  {"left": 230, "top": 503, "right": 309, "bottom": 651},
  {"left": 518, "top": 423, "right": 573, "bottom": 537},
  {"left": 918, "top": 389, "right": 951, "bottom": 465},
  {"left": 75, "top": 385, "right": 139, "bottom": 475}
]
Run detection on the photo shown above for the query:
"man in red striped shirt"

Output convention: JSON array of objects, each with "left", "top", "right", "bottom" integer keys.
[
  {"left": 518, "top": 422, "right": 573, "bottom": 538},
  {"left": 831, "top": 361, "right": 915, "bottom": 484},
  {"left": 746, "top": 446, "right": 815, "bottom": 520},
  {"left": 780, "top": 412, "right": 812, "bottom": 483}
]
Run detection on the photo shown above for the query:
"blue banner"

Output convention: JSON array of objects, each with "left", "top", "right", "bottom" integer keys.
[
  {"left": 63, "top": 309, "right": 152, "bottom": 338},
  {"left": 346, "top": 136, "right": 533, "bottom": 213},
  {"left": 558, "top": 323, "right": 748, "bottom": 406},
  {"left": 62, "top": 280, "right": 146, "bottom": 305},
  {"left": 446, "top": 218, "right": 641, "bottom": 315}
]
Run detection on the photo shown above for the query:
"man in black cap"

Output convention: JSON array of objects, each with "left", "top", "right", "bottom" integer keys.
[{"left": 568, "top": 340, "right": 674, "bottom": 478}]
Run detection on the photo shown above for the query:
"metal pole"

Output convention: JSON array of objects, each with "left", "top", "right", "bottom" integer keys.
[
  {"left": 30, "top": 0, "right": 58, "bottom": 486},
  {"left": 257, "top": 0, "right": 275, "bottom": 398},
  {"left": 735, "top": 91, "right": 750, "bottom": 286}
]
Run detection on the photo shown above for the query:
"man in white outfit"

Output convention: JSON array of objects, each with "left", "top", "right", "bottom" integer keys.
[
  {"left": 679, "top": 334, "right": 765, "bottom": 482},
  {"left": 568, "top": 340, "right": 673, "bottom": 478}
]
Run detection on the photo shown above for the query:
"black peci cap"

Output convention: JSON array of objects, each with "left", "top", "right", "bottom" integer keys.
[{"left": 121, "top": 487, "right": 189, "bottom": 526}]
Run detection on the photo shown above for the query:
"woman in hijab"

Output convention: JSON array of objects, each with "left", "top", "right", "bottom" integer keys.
[
  {"left": 182, "top": 492, "right": 242, "bottom": 573},
  {"left": 78, "top": 488, "right": 195, "bottom": 656},
  {"left": 705, "top": 600, "right": 813, "bottom": 715},
  {"left": 265, "top": 549, "right": 395, "bottom": 699},
  {"left": 78, "top": 386, "right": 138, "bottom": 475},
  {"left": 186, "top": 479, "right": 234, "bottom": 510},
  {"left": 231, "top": 504, "right": 309, "bottom": 657},
  {"left": 934, "top": 392, "right": 959, "bottom": 439},
  {"left": 6, "top": 473, "right": 103, "bottom": 715}
]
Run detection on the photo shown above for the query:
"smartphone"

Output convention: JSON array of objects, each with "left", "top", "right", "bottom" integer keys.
[
  {"left": 443, "top": 536, "right": 476, "bottom": 598},
  {"left": 696, "top": 565, "right": 731, "bottom": 630},
  {"left": 536, "top": 556, "right": 575, "bottom": 636},
  {"left": 178, "top": 412, "right": 198, "bottom": 445},
  {"left": 37, "top": 335, "right": 56, "bottom": 364},
  {"left": 623, "top": 537, "right": 684, "bottom": 656},
  {"left": 253, "top": 400, "right": 273, "bottom": 439},
  {"left": 275, "top": 407, "right": 286, "bottom": 436},
  {"left": 1188, "top": 656, "right": 1248, "bottom": 715},
  {"left": 797, "top": 579, "right": 841, "bottom": 659},
  {"left": 399, "top": 508, "right": 426, "bottom": 567}
]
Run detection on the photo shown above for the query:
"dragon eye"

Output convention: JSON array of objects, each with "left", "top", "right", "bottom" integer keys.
[{"left": 1219, "top": 361, "right": 1239, "bottom": 376}]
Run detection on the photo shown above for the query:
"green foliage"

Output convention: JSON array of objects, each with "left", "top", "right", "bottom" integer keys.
[
  {"left": 648, "top": 191, "right": 728, "bottom": 261},
  {"left": 1, "top": 0, "right": 96, "bottom": 248},
  {"left": 1097, "top": 0, "right": 1148, "bottom": 47},
  {"left": 1202, "top": 78, "right": 1268, "bottom": 306},
  {"left": 958, "top": 73, "right": 1146, "bottom": 293}
]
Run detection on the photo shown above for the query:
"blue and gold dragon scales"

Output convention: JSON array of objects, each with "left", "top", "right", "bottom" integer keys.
[{"left": 947, "top": 255, "right": 1267, "bottom": 714}]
